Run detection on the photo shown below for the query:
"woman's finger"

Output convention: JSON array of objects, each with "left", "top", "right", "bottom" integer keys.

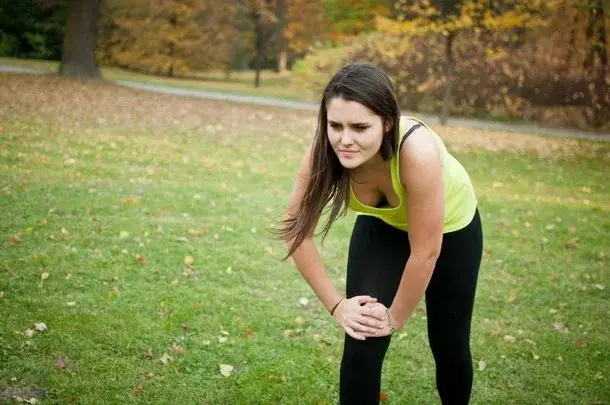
[
  {"left": 347, "top": 319, "right": 371, "bottom": 334},
  {"left": 354, "top": 295, "right": 377, "bottom": 305},
  {"left": 355, "top": 314, "right": 385, "bottom": 330},
  {"left": 344, "top": 325, "right": 366, "bottom": 341}
]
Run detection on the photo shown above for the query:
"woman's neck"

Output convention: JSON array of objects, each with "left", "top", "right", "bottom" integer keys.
[{"left": 349, "top": 153, "right": 388, "bottom": 183}]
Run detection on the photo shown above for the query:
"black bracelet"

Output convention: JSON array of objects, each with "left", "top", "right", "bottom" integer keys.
[{"left": 330, "top": 298, "right": 344, "bottom": 315}]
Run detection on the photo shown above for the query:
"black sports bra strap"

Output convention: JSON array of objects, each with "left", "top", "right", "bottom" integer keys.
[{"left": 399, "top": 122, "right": 424, "bottom": 149}]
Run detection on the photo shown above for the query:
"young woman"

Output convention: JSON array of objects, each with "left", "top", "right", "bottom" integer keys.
[{"left": 278, "top": 62, "right": 483, "bottom": 404}]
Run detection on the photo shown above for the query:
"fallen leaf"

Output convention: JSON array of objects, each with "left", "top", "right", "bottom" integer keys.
[
  {"left": 34, "top": 323, "right": 47, "bottom": 332},
  {"left": 218, "top": 336, "right": 228, "bottom": 344},
  {"left": 41, "top": 272, "right": 49, "bottom": 281},
  {"left": 202, "top": 340, "right": 211, "bottom": 346},
  {"left": 532, "top": 352, "right": 540, "bottom": 360},
  {"left": 507, "top": 294, "right": 518, "bottom": 304},
  {"left": 219, "top": 364, "right": 234, "bottom": 377},
  {"left": 478, "top": 360, "right": 487, "bottom": 371},
  {"left": 380, "top": 391, "right": 389, "bottom": 401},
  {"left": 187, "top": 228, "right": 203, "bottom": 237},
  {"left": 24, "top": 329, "right": 35, "bottom": 338},
  {"left": 174, "top": 236, "right": 189, "bottom": 243},
  {"left": 595, "top": 372, "right": 603, "bottom": 380},
  {"left": 132, "top": 386, "right": 143, "bottom": 397},
  {"left": 119, "top": 231, "right": 129, "bottom": 239},
  {"left": 268, "top": 375, "right": 285, "bottom": 383},
  {"left": 10, "top": 233, "right": 21, "bottom": 245},
  {"left": 171, "top": 343, "right": 184, "bottom": 355},
  {"left": 136, "top": 255, "right": 148, "bottom": 266},
  {"left": 54, "top": 355, "right": 71, "bottom": 370},
  {"left": 181, "top": 323, "right": 189, "bottom": 332},
  {"left": 298, "top": 297, "right": 309, "bottom": 307},
  {"left": 312, "top": 334, "right": 322, "bottom": 342},
  {"left": 7, "top": 267, "right": 16, "bottom": 277},
  {"left": 295, "top": 317, "right": 305, "bottom": 325},
  {"left": 557, "top": 356, "right": 564, "bottom": 362},
  {"left": 159, "top": 353, "right": 173, "bottom": 364},
  {"left": 0, "top": 291, "right": 4, "bottom": 298},
  {"left": 110, "top": 286, "right": 120, "bottom": 296},
  {"left": 66, "top": 301, "right": 76, "bottom": 307},
  {"left": 282, "top": 330, "right": 293, "bottom": 339},
  {"left": 503, "top": 335, "right": 516, "bottom": 343},
  {"left": 142, "top": 348, "right": 154, "bottom": 359},
  {"left": 244, "top": 328, "right": 254, "bottom": 337},
  {"left": 491, "top": 328, "right": 501, "bottom": 337},
  {"left": 123, "top": 196, "right": 140, "bottom": 205},
  {"left": 184, "top": 256, "right": 194, "bottom": 266},
  {"left": 576, "top": 338, "right": 588, "bottom": 348},
  {"left": 594, "top": 284, "right": 604, "bottom": 290},
  {"left": 553, "top": 322, "right": 569, "bottom": 334}
]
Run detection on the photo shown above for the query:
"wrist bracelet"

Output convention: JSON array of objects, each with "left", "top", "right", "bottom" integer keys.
[
  {"left": 330, "top": 298, "right": 344, "bottom": 315},
  {"left": 385, "top": 308, "right": 398, "bottom": 334}
]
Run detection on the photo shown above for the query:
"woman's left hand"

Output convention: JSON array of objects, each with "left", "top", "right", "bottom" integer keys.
[{"left": 360, "top": 302, "right": 395, "bottom": 338}]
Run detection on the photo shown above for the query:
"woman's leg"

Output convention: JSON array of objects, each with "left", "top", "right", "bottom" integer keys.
[
  {"left": 340, "top": 215, "right": 410, "bottom": 405},
  {"left": 425, "top": 209, "right": 483, "bottom": 405}
]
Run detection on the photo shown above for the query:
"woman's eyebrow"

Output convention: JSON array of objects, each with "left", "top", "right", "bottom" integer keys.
[{"left": 327, "top": 120, "right": 372, "bottom": 125}]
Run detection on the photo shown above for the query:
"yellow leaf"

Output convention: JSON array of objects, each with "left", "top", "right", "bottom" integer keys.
[{"left": 219, "top": 364, "right": 234, "bottom": 377}]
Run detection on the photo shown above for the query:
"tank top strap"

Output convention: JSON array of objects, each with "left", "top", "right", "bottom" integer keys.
[{"left": 399, "top": 122, "right": 424, "bottom": 149}]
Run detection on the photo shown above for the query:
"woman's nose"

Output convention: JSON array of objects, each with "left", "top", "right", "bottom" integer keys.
[{"left": 340, "top": 132, "right": 355, "bottom": 146}]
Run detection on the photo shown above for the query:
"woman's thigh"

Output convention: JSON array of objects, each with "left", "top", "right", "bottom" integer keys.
[{"left": 346, "top": 215, "right": 410, "bottom": 307}]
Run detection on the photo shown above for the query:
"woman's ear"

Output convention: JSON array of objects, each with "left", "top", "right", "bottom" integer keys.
[{"left": 384, "top": 119, "right": 393, "bottom": 133}]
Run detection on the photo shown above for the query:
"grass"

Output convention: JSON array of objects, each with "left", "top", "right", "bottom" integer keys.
[
  {"left": 0, "top": 73, "right": 609, "bottom": 404},
  {"left": 0, "top": 57, "right": 314, "bottom": 103}
]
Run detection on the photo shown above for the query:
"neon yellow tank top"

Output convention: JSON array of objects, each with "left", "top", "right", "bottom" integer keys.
[{"left": 348, "top": 116, "right": 478, "bottom": 233}]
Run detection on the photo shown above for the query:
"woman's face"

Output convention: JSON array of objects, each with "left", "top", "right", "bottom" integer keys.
[{"left": 326, "top": 97, "right": 385, "bottom": 170}]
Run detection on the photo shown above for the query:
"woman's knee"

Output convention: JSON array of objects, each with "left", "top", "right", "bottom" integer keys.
[{"left": 343, "top": 335, "right": 392, "bottom": 365}]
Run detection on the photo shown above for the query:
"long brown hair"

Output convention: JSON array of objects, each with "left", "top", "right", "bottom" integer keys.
[{"left": 278, "top": 62, "right": 401, "bottom": 258}]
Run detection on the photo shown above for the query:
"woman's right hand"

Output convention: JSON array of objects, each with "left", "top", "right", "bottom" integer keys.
[{"left": 333, "top": 295, "right": 387, "bottom": 340}]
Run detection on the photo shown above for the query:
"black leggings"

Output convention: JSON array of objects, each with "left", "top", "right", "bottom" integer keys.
[{"left": 339, "top": 209, "right": 483, "bottom": 405}]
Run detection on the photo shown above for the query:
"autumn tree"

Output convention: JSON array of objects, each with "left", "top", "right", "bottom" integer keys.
[
  {"left": 99, "top": 0, "right": 238, "bottom": 77},
  {"left": 59, "top": 0, "right": 101, "bottom": 78}
]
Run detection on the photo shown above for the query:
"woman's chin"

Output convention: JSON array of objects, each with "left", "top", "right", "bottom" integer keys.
[{"left": 338, "top": 158, "right": 362, "bottom": 169}]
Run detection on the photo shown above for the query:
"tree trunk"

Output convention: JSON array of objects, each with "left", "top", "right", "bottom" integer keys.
[
  {"left": 278, "top": 51, "right": 288, "bottom": 75},
  {"left": 254, "top": 9, "right": 263, "bottom": 88},
  {"left": 584, "top": 0, "right": 606, "bottom": 69},
  {"left": 440, "top": 31, "right": 455, "bottom": 126},
  {"left": 59, "top": 0, "right": 100, "bottom": 78}
]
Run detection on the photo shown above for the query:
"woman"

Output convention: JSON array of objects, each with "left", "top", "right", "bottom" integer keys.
[{"left": 278, "top": 62, "right": 483, "bottom": 404}]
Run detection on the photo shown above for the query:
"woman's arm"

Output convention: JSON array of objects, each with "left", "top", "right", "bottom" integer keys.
[
  {"left": 388, "top": 127, "right": 445, "bottom": 329},
  {"left": 285, "top": 146, "right": 383, "bottom": 339}
]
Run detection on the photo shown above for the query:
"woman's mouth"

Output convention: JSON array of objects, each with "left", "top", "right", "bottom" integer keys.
[{"left": 339, "top": 150, "right": 357, "bottom": 158}]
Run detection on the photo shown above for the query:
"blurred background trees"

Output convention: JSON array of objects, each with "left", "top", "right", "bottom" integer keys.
[{"left": 0, "top": 0, "right": 607, "bottom": 130}]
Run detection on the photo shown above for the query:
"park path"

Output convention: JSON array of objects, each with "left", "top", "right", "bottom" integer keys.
[{"left": 2, "top": 64, "right": 608, "bottom": 142}]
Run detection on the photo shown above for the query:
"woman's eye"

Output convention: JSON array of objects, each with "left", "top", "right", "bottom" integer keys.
[
  {"left": 329, "top": 123, "right": 341, "bottom": 130},
  {"left": 354, "top": 126, "right": 369, "bottom": 132}
]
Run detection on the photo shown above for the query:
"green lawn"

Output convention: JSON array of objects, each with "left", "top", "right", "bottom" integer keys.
[
  {"left": 0, "top": 73, "right": 608, "bottom": 404},
  {"left": 0, "top": 57, "right": 312, "bottom": 102}
]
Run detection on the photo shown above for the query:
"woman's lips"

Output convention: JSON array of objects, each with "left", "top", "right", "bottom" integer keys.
[{"left": 339, "top": 150, "right": 357, "bottom": 158}]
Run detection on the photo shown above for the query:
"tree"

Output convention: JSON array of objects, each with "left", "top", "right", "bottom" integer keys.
[
  {"left": 0, "top": 0, "right": 66, "bottom": 60},
  {"left": 99, "top": 0, "right": 238, "bottom": 77},
  {"left": 59, "top": 0, "right": 101, "bottom": 78}
]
